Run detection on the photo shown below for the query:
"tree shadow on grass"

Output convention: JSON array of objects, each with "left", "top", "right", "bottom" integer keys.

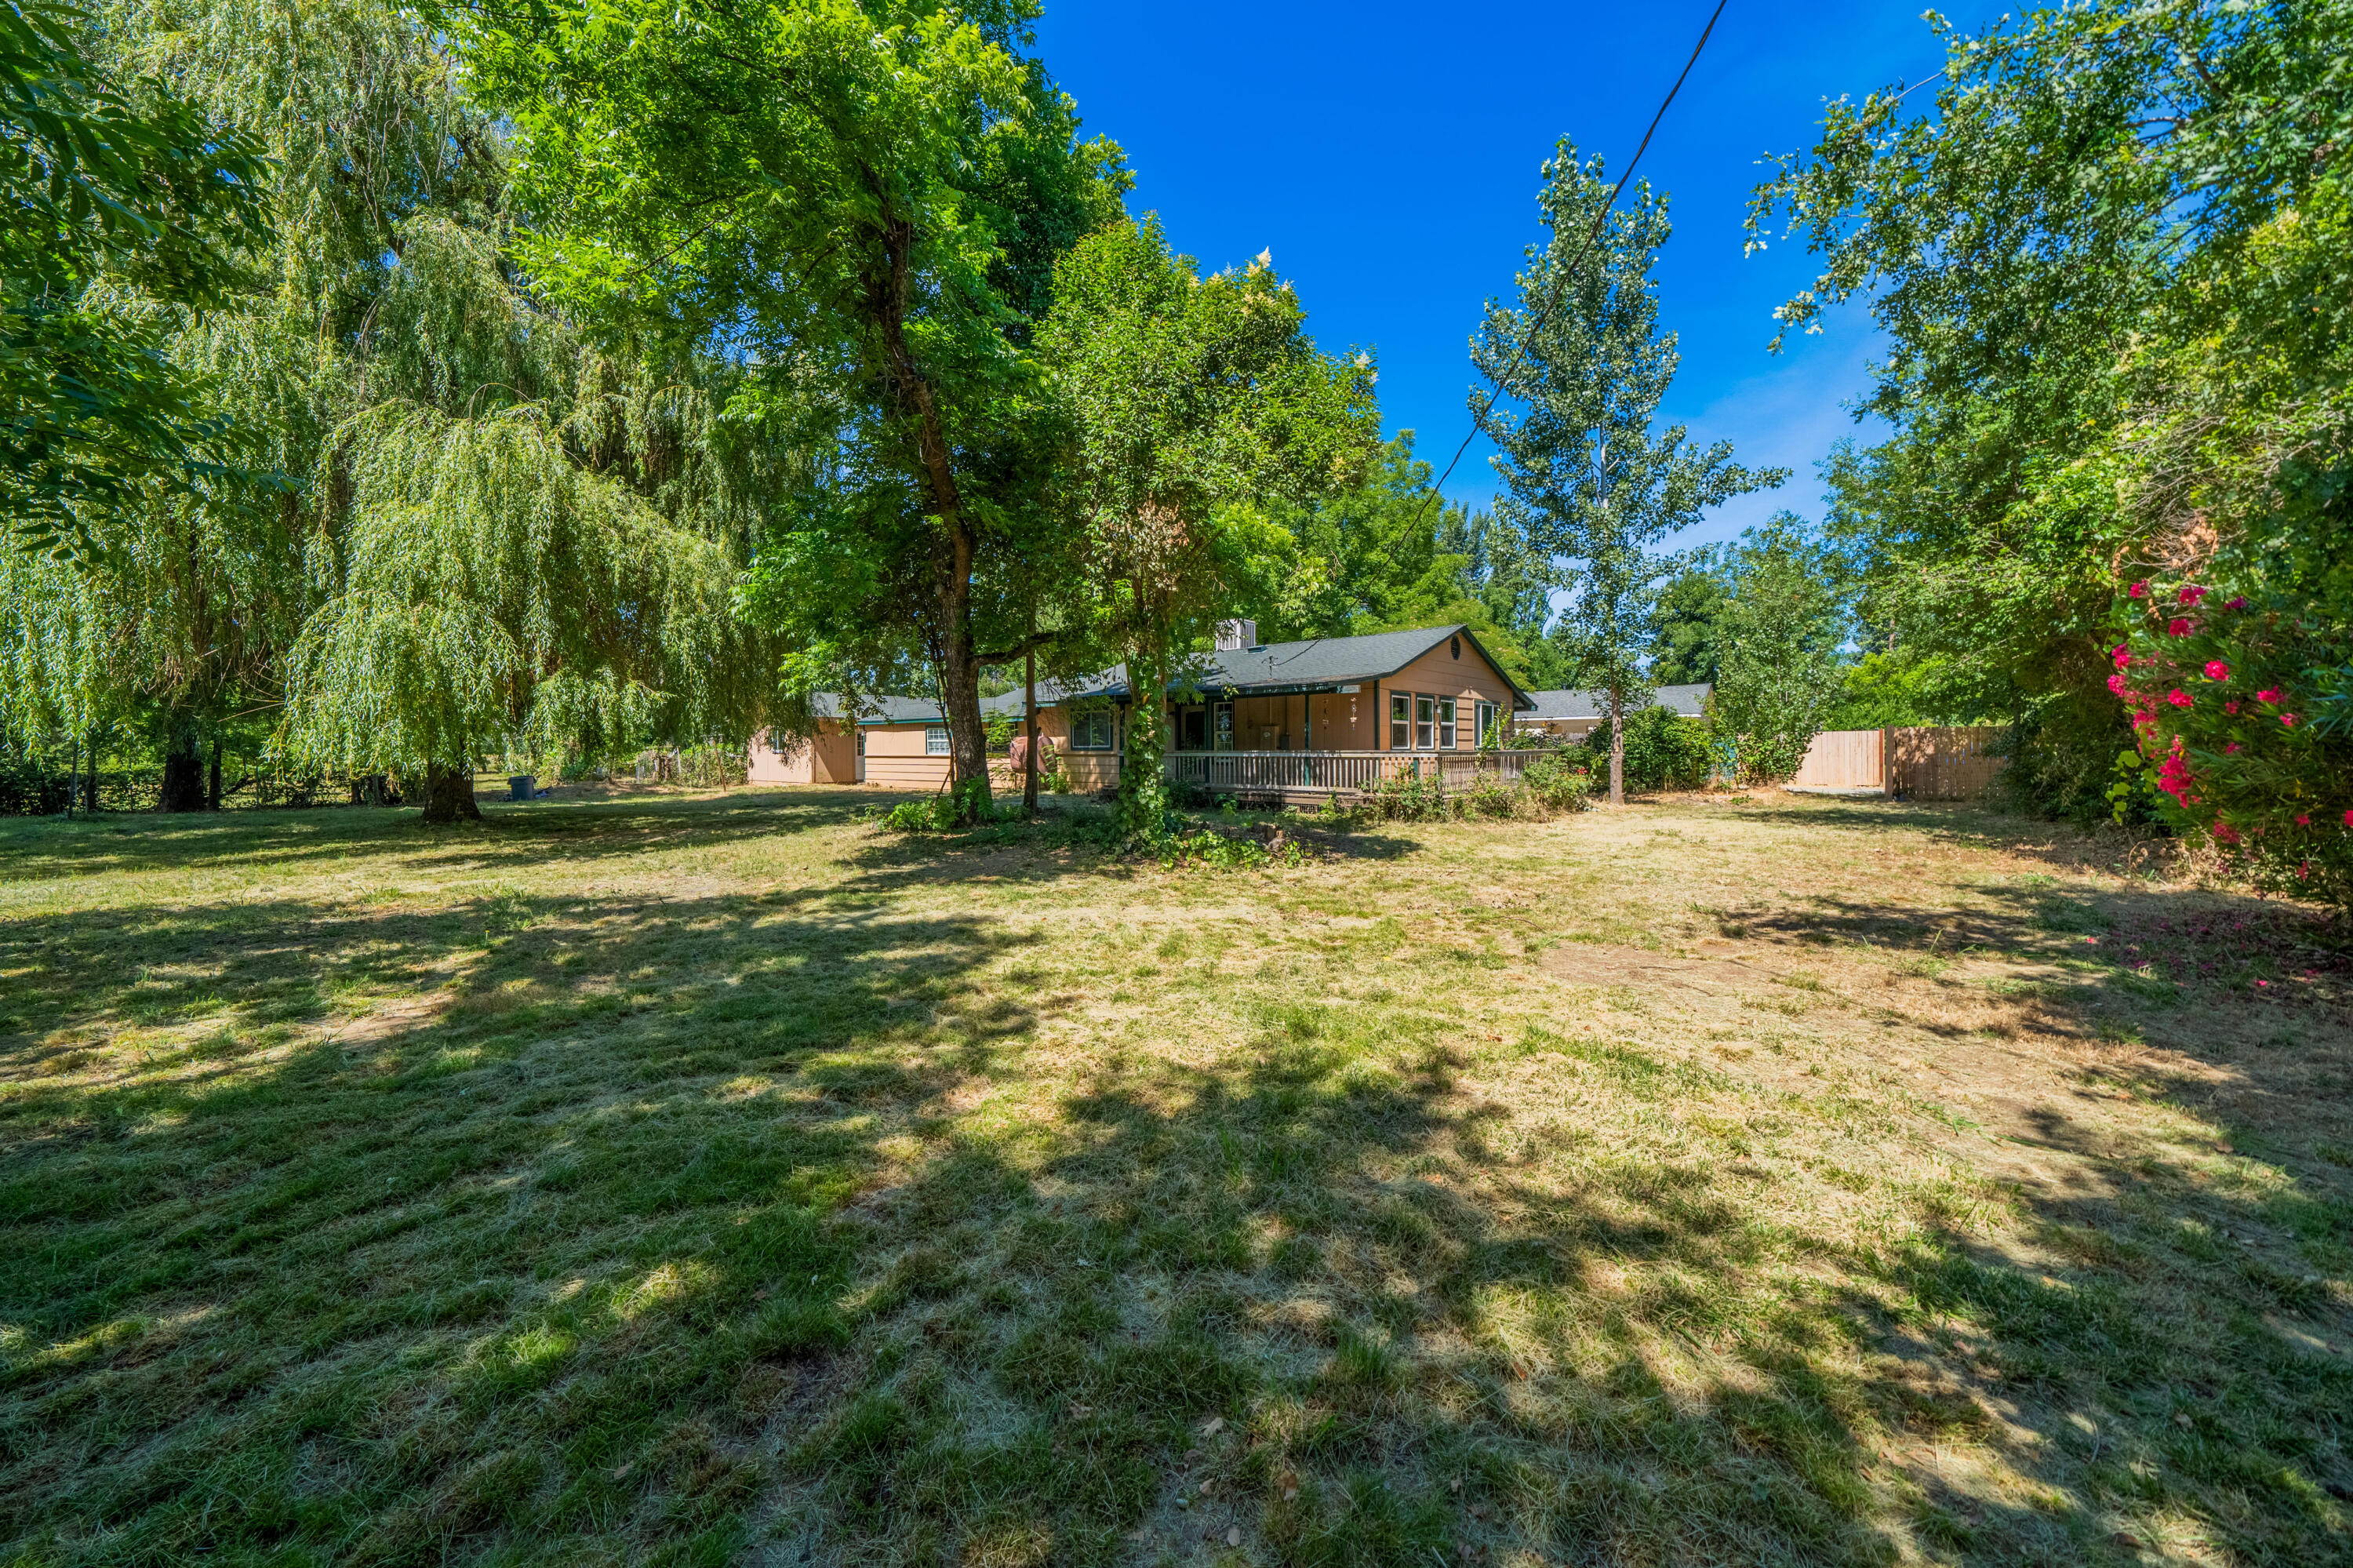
[
  {"left": 777, "top": 1002, "right": 2353, "bottom": 1568},
  {"left": 0, "top": 789, "right": 877, "bottom": 882},
  {"left": 4, "top": 813, "right": 2350, "bottom": 1568}
]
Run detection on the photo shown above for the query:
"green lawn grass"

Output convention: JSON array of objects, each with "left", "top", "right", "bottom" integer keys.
[{"left": 2, "top": 789, "right": 2349, "bottom": 1566}]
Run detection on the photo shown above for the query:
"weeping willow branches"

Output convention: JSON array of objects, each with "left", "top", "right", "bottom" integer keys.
[{"left": 283, "top": 401, "right": 764, "bottom": 771}]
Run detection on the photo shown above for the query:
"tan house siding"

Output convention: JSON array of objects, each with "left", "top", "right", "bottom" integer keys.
[
  {"left": 862, "top": 722, "right": 952, "bottom": 791},
  {"left": 749, "top": 721, "right": 859, "bottom": 785},
  {"left": 1376, "top": 642, "right": 1515, "bottom": 749}
]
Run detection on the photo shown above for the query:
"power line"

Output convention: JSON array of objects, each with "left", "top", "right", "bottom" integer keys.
[{"left": 1418, "top": 0, "right": 1729, "bottom": 518}]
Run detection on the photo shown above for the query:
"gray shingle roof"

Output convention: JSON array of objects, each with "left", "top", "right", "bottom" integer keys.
[
  {"left": 807, "top": 628, "right": 1537, "bottom": 725},
  {"left": 1523, "top": 683, "right": 1712, "bottom": 720},
  {"left": 1174, "top": 624, "right": 1534, "bottom": 707}
]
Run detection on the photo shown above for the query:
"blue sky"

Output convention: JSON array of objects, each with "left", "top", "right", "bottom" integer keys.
[{"left": 1031, "top": 0, "right": 1961, "bottom": 550}]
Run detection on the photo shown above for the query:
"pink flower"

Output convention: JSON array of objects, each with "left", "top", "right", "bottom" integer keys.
[
  {"left": 2257, "top": 688, "right": 2283, "bottom": 704},
  {"left": 2204, "top": 660, "right": 2228, "bottom": 681},
  {"left": 2224, "top": 743, "right": 2240, "bottom": 754},
  {"left": 2166, "top": 689, "right": 2193, "bottom": 707},
  {"left": 2084, "top": 936, "right": 2098, "bottom": 944},
  {"left": 2224, "top": 701, "right": 2240, "bottom": 715},
  {"left": 2224, "top": 596, "right": 2247, "bottom": 610},
  {"left": 2295, "top": 814, "right": 2310, "bottom": 826},
  {"left": 2107, "top": 672, "right": 2128, "bottom": 695},
  {"left": 2128, "top": 581, "right": 2149, "bottom": 598},
  {"left": 2213, "top": 822, "right": 2241, "bottom": 845},
  {"left": 2167, "top": 618, "right": 2193, "bottom": 636},
  {"left": 2179, "top": 586, "right": 2207, "bottom": 604},
  {"left": 2257, "top": 979, "right": 2270, "bottom": 988},
  {"left": 2111, "top": 644, "right": 2131, "bottom": 669},
  {"left": 2282, "top": 714, "right": 2298, "bottom": 727},
  {"left": 2345, "top": 809, "right": 2353, "bottom": 827}
]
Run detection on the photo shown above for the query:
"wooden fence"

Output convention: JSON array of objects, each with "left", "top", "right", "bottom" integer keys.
[
  {"left": 1891, "top": 726, "right": 2008, "bottom": 799},
  {"left": 1788, "top": 729, "right": 1888, "bottom": 790},
  {"left": 1787, "top": 726, "right": 2009, "bottom": 799},
  {"left": 1164, "top": 749, "right": 1537, "bottom": 797}
]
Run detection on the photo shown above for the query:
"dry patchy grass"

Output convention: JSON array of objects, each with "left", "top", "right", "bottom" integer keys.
[{"left": 2, "top": 789, "right": 2350, "bottom": 1568}]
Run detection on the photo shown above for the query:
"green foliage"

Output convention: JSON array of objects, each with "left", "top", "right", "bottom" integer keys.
[
  {"left": 1, "top": 0, "right": 278, "bottom": 558},
  {"left": 2111, "top": 509, "right": 2353, "bottom": 907},
  {"left": 1755, "top": 0, "right": 2353, "bottom": 821},
  {"left": 1575, "top": 706, "right": 1709, "bottom": 792},
  {"left": 1713, "top": 518, "right": 1844, "bottom": 784},
  {"left": 475, "top": 0, "right": 1130, "bottom": 813},
  {"left": 1038, "top": 218, "right": 1377, "bottom": 843},
  {"left": 1478, "top": 139, "right": 1780, "bottom": 801},
  {"left": 1257, "top": 433, "right": 1550, "bottom": 683},
  {"left": 1648, "top": 554, "right": 1729, "bottom": 686}
]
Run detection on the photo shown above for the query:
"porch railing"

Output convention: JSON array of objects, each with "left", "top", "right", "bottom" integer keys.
[{"left": 1162, "top": 749, "right": 1538, "bottom": 795}]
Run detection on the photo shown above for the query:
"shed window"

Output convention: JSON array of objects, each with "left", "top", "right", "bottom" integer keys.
[
  {"left": 1474, "top": 700, "right": 1500, "bottom": 748},
  {"left": 1415, "top": 695, "right": 1435, "bottom": 750},
  {"left": 1389, "top": 693, "right": 1410, "bottom": 750},
  {"left": 1435, "top": 697, "right": 1457, "bottom": 749},
  {"left": 1213, "top": 702, "right": 1235, "bottom": 751},
  {"left": 1070, "top": 709, "right": 1115, "bottom": 751},
  {"left": 924, "top": 726, "right": 950, "bottom": 756}
]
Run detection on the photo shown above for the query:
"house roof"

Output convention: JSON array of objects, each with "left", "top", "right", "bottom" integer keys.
[
  {"left": 1522, "top": 683, "right": 1712, "bottom": 720},
  {"left": 809, "top": 627, "right": 1538, "bottom": 725},
  {"left": 1171, "top": 624, "right": 1537, "bottom": 708}
]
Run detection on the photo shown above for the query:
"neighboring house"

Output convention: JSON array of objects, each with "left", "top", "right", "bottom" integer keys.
[
  {"left": 749, "top": 622, "right": 1537, "bottom": 793},
  {"left": 1516, "top": 683, "right": 1712, "bottom": 741}
]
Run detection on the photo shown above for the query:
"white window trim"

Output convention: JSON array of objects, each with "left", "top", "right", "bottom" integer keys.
[{"left": 924, "top": 726, "right": 949, "bottom": 756}]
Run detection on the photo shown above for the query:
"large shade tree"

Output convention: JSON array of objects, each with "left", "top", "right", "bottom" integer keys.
[
  {"left": 1476, "top": 141, "right": 1780, "bottom": 804},
  {"left": 1038, "top": 218, "right": 1377, "bottom": 840},
  {"left": 3, "top": 0, "right": 799, "bottom": 817},
  {"left": 1751, "top": 0, "right": 2353, "bottom": 827},
  {"left": 466, "top": 0, "right": 1127, "bottom": 821}
]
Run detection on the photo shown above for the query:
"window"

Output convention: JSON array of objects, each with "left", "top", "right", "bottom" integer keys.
[
  {"left": 1178, "top": 706, "right": 1206, "bottom": 751},
  {"left": 1389, "top": 693, "right": 1411, "bottom": 750},
  {"left": 1435, "top": 697, "right": 1457, "bottom": 749},
  {"left": 1069, "top": 709, "right": 1115, "bottom": 751},
  {"left": 1415, "top": 695, "right": 1435, "bottom": 750},
  {"left": 1213, "top": 702, "right": 1235, "bottom": 751},
  {"left": 1474, "top": 700, "right": 1500, "bottom": 748},
  {"left": 768, "top": 729, "right": 790, "bottom": 755},
  {"left": 924, "top": 726, "right": 949, "bottom": 755}
]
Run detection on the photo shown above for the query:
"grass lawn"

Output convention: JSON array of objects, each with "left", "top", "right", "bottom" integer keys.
[{"left": 3, "top": 787, "right": 2351, "bottom": 1567}]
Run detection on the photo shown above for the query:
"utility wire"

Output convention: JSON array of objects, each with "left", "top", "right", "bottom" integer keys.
[
  {"left": 1260, "top": 0, "right": 1728, "bottom": 677},
  {"left": 1418, "top": 0, "right": 1729, "bottom": 520}
]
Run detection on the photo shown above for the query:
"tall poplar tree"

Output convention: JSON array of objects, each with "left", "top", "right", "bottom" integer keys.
[{"left": 1475, "top": 141, "right": 1780, "bottom": 804}]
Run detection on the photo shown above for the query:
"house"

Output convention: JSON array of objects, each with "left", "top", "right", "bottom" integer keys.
[
  {"left": 750, "top": 622, "right": 1537, "bottom": 799},
  {"left": 1515, "top": 683, "right": 1712, "bottom": 742}
]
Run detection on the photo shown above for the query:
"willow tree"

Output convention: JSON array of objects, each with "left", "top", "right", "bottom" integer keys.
[
  {"left": 1, "top": 0, "right": 801, "bottom": 816},
  {"left": 1475, "top": 142, "right": 1781, "bottom": 805},
  {"left": 464, "top": 0, "right": 1126, "bottom": 820},
  {"left": 1039, "top": 219, "right": 1377, "bottom": 840}
]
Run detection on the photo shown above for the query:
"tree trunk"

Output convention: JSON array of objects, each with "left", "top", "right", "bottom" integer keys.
[
  {"left": 1024, "top": 648, "right": 1038, "bottom": 813},
  {"left": 1609, "top": 692, "right": 1625, "bottom": 807},
  {"left": 1117, "top": 637, "right": 1172, "bottom": 842},
  {"left": 158, "top": 715, "right": 205, "bottom": 813},
  {"left": 206, "top": 739, "right": 222, "bottom": 811},
  {"left": 419, "top": 764, "right": 482, "bottom": 824}
]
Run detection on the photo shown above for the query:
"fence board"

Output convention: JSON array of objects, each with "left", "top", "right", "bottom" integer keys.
[
  {"left": 1788, "top": 729, "right": 1888, "bottom": 790},
  {"left": 1891, "top": 726, "right": 2008, "bottom": 800}
]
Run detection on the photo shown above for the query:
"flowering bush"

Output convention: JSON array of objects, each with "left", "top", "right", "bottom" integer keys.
[{"left": 2109, "top": 575, "right": 2353, "bottom": 908}]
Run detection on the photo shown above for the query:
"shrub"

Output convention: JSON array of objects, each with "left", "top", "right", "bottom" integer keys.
[
  {"left": 2109, "top": 566, "right": 2353, "bottom": 908},
  {"left": 1574, "top": 706, "right": 1710, "bottom": 791}
]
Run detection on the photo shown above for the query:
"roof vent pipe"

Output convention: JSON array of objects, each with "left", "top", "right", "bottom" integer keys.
[{"left": 1214, "top": 619, "right": 1256, "bottom": 652}]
